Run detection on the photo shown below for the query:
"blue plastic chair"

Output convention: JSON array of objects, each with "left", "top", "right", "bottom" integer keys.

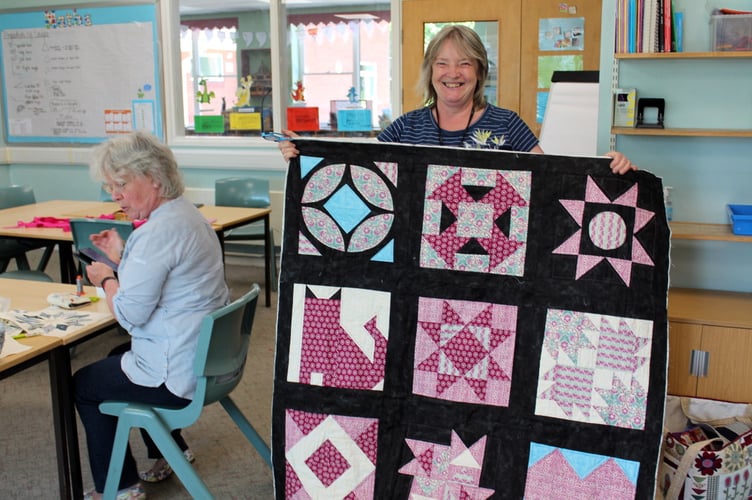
[
  {"left": 99, "top": 284, "right": 271, "bottom": 499},
  {"left": 0, "top": 185, "right": 56, "bottom": 273},
  {"left": 0, "top": 269, "right": 54, "bottom": 282},
  {"left": 215, "top": 177, "right": 278, "bottom": 291}
]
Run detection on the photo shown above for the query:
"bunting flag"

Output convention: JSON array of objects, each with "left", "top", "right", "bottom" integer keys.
[{"left": 273, "top": 140, "right": 670, "bottom": 499}]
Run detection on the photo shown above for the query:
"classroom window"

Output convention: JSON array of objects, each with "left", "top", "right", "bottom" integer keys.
[
  {"left": 175, "top": 1, "right": 394, "bottom": 139},
  {"left": 286, "top": 6, "right": 392, "bottom": 133},
  {"left": 180, "top": 18, "right": 238, "bottom": 133}
]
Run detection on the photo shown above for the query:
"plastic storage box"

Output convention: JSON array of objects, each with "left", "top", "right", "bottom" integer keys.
[
  {"left": 727, "top": 204, "right": 752, "bottom": 235},
  {"left": 711, "top": 14, "right": 752, "bottom": 51}
]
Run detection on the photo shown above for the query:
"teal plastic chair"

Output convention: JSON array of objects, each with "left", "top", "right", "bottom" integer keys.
[
  {"left": 215, "top": 177, "right": 278, "bottom": 291},
  {"left": 99, "top": 185, "right": 113, "bottom": 202},
  {"left": 0, "top": 185, "right": 56, "bottom": 273},
  {"left": 69, "top": 218, "right": 134, "bottom": 284},
  {"left": 99, "top": 284, "right": 271, "bottom": 499},
  {"left": 0, "top": 269, "right": 54, "bottom": 282}
]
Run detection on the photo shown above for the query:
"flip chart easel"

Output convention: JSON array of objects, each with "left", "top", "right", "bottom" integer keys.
[{"left": 539, "top": 71, "right": 599, "bottom": 156}]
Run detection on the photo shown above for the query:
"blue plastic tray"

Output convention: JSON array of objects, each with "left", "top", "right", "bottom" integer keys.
[{"left": 727, "top": 204, "right": 752, "bottom": 235}]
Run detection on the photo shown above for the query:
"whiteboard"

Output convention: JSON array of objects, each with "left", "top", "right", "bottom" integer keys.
[
  {"left": 539, "top": 77, "right": 599, "bottom": 156},
  {"left": 0, "top": 4, "right": 162, "bottom": 143}
]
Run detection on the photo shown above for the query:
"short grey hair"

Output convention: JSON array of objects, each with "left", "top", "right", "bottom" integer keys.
[
  {"left": 417, "top": 25, "right": 489, "bottom": 110},
  {"left": 89, "top": 131, "right": 184, "bottom": 199}
]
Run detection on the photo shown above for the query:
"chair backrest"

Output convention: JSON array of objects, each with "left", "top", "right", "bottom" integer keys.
[
  {"left": 215, "top": 177, "right": 270, "bottom": 209},
  {"left": 194, "top": 283, "right": 260, "bottom": 406},
  {"left": 0, "top": 185, "right": 36, "bottom": 210},
  {"left": 161, "top": 284, "right": 261, "bottom": 429},
  {"left": 69, "top": 218, "right": 135, "bottom": 254},
  {"left": 99, "top": 185, "right": 114, "bottom": 202}
]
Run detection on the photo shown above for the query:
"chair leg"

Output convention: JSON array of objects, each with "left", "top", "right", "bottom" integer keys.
[
  {"left": 102, "top": 420, "right": 134, "bottom": 500},
  {"left": 220, "top": 396, "right": 272, "bottom": 469},
  {"left": 103, "top": 410, "right": 214, "bottom": 500},
  {"left": 36, "top": 244, "right": 56, "bottom": 272},
  {"left": 14, "top": 254, "right": 31, "bottom": 271},
  {"left": 155, "top": 431, "right": 213, "bottom": 499}
]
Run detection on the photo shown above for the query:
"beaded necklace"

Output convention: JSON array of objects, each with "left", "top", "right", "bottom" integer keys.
[{"left": 435, "top": 105, "right": 474, "bottom": 146}]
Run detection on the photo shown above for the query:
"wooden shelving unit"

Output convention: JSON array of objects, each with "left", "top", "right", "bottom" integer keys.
[
  {"left": 615, "top": 50, "right": 752, "bottom": 59},
  {"left": 670, "top": 221, "right": 752, "bottom": 242},
  {"left": 612, "top": 51, "right": 752, "bottom": 138},
  {"left": 612, "top": 127, "right": 752, "bottom": 137}
]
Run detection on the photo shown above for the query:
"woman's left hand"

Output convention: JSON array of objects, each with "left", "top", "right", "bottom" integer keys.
[
  {"left": 86, "top": 262, "right": 115, "bottom": 289},
  {"left": 604, "top": 151, "right": 638, "bottom": 175}
]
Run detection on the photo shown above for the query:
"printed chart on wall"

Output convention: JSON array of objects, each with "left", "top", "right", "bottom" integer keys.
[{"left": 0, "top": 4, "right": 162, "bottom": 143}]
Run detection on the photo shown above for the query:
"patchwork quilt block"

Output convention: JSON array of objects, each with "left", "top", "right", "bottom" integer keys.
[{"left": 274, "top": 140, "right": 670, "bottom": 499}]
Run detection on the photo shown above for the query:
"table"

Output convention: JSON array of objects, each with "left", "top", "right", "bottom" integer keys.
[
  {"left": 0, "top": 278, "right": 116, "bottom": 500},
  {"left": 0, "top": 200, "right": 272, "bottom": 306}
]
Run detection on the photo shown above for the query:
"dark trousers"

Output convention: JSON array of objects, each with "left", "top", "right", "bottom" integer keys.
[{"left": 73, "top": 343, "right": 190, "bottom": 492}]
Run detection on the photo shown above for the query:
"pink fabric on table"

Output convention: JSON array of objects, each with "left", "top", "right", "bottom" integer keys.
[
  {"left": 8, "top": 215, "right": 146, "bottom": 231},
  {"left": 11, "top": 216, "right": 71, "bottom": 231}
]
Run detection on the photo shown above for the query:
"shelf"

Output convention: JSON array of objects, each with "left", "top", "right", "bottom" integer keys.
[
  {"left": 612, "top": 127, "right": 752, "bottom": 138},
  {"left": 669, "top": 287, "right": 752, "bottom": 329},
  {"left": 615, "top": 51, "right": 752, "bottom": 59},
  {"left": 669, "top": 221, "right": 752, "bottom": 243}
]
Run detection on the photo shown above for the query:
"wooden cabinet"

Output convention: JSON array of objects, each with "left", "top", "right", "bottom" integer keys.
[{"left": 668, "top": 288, "right": 752, "bottom": 403}]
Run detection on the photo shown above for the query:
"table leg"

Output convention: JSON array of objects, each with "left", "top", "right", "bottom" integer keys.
[
  {"left": 58, "top": 242, "right": 78, "bottom": 284},
  {"left": 264, "top": 214, "right": 271, "bottom": 308},
  {"left": 49, "top": 346, "right": 82, "bottom": 500}
]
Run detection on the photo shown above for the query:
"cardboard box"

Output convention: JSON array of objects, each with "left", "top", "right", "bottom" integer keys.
[{"left": 711, "top": 14, "right": 752, "bottom": 51}]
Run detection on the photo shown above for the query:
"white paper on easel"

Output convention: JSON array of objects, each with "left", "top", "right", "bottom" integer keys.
[{"left": 539, "top": 81, "right": 600, "bottom": 156}]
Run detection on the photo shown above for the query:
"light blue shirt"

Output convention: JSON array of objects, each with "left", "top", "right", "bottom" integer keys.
[{"left": 114, "top": 196, "right": 229, "bottom": 399}]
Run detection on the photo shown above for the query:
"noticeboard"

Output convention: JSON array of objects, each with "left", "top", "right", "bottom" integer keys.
[{"left": 0, "top": 4, "right": 163, "bottom": 144}]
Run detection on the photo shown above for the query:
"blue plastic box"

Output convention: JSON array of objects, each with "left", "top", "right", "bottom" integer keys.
[{"left": 727, "top": 204, "right": 752, "bottom": 235}]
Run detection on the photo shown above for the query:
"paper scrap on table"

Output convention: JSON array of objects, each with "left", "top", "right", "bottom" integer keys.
[
  {"left": 0, "top": 307, "right": 110, "bottom": 338},
  {"left": 0, "top": 332, "right": 32, "bottom": 359}
]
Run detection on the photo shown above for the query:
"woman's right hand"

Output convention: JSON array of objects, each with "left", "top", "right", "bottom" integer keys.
[
  {"left": 279, "top": 129, "right": 300, "bottom": 161},
  {"left": 90, "top": 229, "right": 124, "bottom": 265}
]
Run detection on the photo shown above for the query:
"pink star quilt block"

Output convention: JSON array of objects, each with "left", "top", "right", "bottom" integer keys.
[
  {"left": 420, "top": 164, "right": 531, "bottom": 275},
  {"left": 553, "top": 176, "right": 656, "bottom": 286},
  {"left": 413, "top": 297, "right": 517, "bottom": 407},
  {"left": 399, "top": 430, "right": 495, "bottom": 499}
]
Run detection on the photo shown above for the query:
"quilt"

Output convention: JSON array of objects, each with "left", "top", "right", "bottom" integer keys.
[{"left": 272, "top": 139, "right": 670, "bottom": 499}]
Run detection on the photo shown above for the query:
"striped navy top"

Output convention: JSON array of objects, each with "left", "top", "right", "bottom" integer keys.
[{"left": 377, "top": 105, "right": 539, "bottom": 152}]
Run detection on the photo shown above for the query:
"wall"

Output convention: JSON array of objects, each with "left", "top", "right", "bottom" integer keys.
[{"left": 598, "top": 0, "right": 752, "bottom": 293}]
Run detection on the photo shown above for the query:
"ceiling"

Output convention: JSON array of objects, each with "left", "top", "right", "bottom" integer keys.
[{"left": 179, "top": 0, "right": 387, "bottom": 15}]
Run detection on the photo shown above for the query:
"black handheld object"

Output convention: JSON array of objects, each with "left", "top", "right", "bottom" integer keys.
[{"left": 75, "top": 247, "right": 119, "bottom": 270}]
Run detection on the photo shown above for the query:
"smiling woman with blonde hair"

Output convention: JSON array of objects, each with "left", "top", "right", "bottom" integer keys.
[{"left": 278, "top": 24, "right": 637, "bottom": 174}]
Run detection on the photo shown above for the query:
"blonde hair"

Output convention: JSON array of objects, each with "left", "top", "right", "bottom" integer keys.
[
  {"left": 90, "top": 131, "right": 184, "bottom": 199},
  {"left": 417, "top": 25, "right": 489, "bottom": 109}
]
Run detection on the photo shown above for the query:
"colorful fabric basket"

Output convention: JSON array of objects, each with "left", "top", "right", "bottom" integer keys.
[{"left": 660, "top": 400, "right": 752, "bottom": 499}]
